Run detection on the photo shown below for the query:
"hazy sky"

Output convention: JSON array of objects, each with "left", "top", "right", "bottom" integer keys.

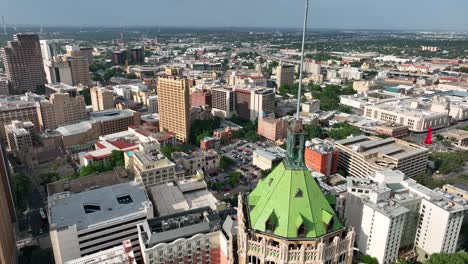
[{"left": 1, "top": 0, "right": 467, "bottom": 31}]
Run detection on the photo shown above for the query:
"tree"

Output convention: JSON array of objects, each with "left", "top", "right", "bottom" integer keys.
[
  {"left": 220, "top": 155, "right": 235, "bottom": 170},
  {"left": 426, "top": 251, "right": 468, "bottom": 264},
  {"left": 11, "top": 172, "right": 32, "bottom": 215},
  {"left": 126, "top": 72, "right": 138, "bottom": 79},
  {"left": 228, "top": 171, "right": 241, "bottom": 186},
  {"left": 328, "top": 123, "right": 362, "bottom": 140},
  {"left": 110, "top": 150, "right": 124, "bottom": 166},
  {"left": 360, "top": 255, "right": 378, "bottom": 264},
  {"left": 304, "top": 124, "right": 326, "bottom": 139}
]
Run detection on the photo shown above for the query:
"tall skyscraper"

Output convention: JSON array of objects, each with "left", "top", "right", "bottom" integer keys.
[
  {"left": 157, "top": 75, "right": 190, "bottom": 142},
  {"left": 276, "top": 62, "right": 295, "bottom": 88},
  {"left": 90, "top": 87, "right": 115, "bottom": 112},
  {"left": 67, "top": 56, "right": 91, "bottom": 86},
  {"left": 0, "top": 140, "right": 17, "bottom": 264},
  {"left": 1, "top": 33, "right": 46, "bottom": 93}
]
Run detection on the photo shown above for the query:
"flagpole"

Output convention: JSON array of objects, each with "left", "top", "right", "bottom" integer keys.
[{"left": 295, "top": 0, "right": 310, "bottom": 120}]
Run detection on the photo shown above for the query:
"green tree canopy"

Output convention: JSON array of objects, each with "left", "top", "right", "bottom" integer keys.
[{"left": 426, "top": 251, "right": 468, "bottom": 264}]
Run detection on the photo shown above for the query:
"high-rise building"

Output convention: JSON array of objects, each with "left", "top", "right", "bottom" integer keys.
[
  {"left": 40, "top": 40, "right": 60, "bottom": 61},
  {"left": 238, "top": 120, "right": 355, "bottom": 264},
  {"left": 304, "top": 138, "right": 339, "bottom": 176},
  {"left": 67, "top": 56, "right": 91, "bottom": 86},
  {"left": 157, "top": 76, "right": 190, "bottom": 142},
  {"left": 304, "top": 59, "right": 322, "bottom": 75},
  {"left": 335, "top": 135, "right": 429, "bottom": 178},
  {"left": 37, "top": 93, "right": 87, "bottom": 130},
  {"left": 130, "top": 47, "right": 144, "bottom": 64},
  {"left": 234, "top": 86, "right": 275, "bottom": 121},
  {"left": 0, "top": 139, "right": 17, "bottom": 264},
  {"left": 1, "top": 33, "right": 46, "bottom": 93},
  {"left": 211, "top": 86, "right": 235, "bottom": 119},
  {"left": 90, "top": 87, "right": 115, "bottom": 112},
  {"left": 276, "top": 62, "right": 295, "bottom": 88},
  {"left": 0, "top": 77, "right": 9, "bottom": 95},
  {"left": 112, "top": 49, "right": 127, "bottom": 65},
  {"left": 43, "top": 58, "right": 73, "bottom": 85}
]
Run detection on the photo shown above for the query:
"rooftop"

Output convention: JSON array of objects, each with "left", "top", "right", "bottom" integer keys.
[
  {"left": 90, "top": 109, "right": 136, "bottom": 122},
  {"left": 253, "top": 147, "right": 286, "bottom": 161},
  {"left": 48, "top": 181, "right": 150, "bottom": 230}
]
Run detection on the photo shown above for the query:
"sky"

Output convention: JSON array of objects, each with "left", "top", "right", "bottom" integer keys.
[{"left": 1, "top": 0, "right": 467, "bottom": 31}]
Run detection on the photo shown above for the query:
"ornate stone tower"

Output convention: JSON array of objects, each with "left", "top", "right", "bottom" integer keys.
[{"left": 237, "top": 120, "right": 355, "bottom": 264}]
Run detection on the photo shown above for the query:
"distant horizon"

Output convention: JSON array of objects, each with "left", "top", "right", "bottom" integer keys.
[
  {"left": 2, "top": 0, "right": 467, "bottom": 33},
  {"left": 3, "top": 24, "right": 468, "bottom": 34}
]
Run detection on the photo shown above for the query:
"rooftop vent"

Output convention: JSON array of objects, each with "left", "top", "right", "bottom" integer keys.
[
  {"left": 83, "top": 203, "right": 101, "bottom": 214},
  {"left": 116, "top": 194, "right": 133, "bottom": 204}
]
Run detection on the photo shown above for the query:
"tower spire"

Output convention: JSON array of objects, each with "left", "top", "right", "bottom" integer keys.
[{"left": 295, "top": 0, "right": 310, "bottom": 120}]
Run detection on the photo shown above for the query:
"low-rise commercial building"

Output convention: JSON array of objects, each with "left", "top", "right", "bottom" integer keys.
[
  {"left": 172, "top": 150, "right": 219, "bottom": 175},
  {"left": 200, "top": 136, "right": 221, "bottom": 151},
  {"left": 257, "top": 115, "right": 288, "bottom": 142},
  {"left": 335, "top": 135, "right": 429, "bottom": 178},
  {"left": 440, "top": 129, "right": 468, "bottom": 148},
  {"left": 252, "top": 146, "right": 286, "bottom": 170}
]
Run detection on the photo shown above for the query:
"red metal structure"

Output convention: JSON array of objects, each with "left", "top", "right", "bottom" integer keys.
[{"left": 424, "top": 127, "right": 433, "bottom": 145}]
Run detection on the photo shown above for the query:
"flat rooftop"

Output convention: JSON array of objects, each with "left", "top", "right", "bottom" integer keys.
[
  {"left": 56, "top": 121, "right": 94, "bottom": 136},
  {"left": 253, "top": 146, "right": 286, "bottom": 161},
  {"left": 48, "top": 181, "right": 149, "bottom": 230},
  {"left": 336, "top": 135, "right": 428, "bottom": 160},
  {"left": 148, "top": 180, "right": 218, "bottom": 216},
  {"left": 90, "top": 109, "right": 135, "bottom": 122},
  {"left": 368, "top": 99, "right": 448, "bottom": 118}
]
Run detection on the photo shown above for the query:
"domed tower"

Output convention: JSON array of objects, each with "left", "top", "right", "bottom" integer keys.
[{"left": 237, "top": 120, "right": 355, "bottom": 264}]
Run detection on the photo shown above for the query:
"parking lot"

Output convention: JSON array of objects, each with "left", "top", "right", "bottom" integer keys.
[{"left": 207, "top": 139, "right": 278, "bottom": 200}]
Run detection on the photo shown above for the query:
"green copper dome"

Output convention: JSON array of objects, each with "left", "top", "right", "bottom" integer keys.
[{"left": 247, "top": 120, "right": 342, "bottom": 239}]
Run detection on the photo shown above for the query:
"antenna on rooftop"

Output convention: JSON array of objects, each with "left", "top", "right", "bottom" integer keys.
[
  {"left": 295, "top": 0, "right": 310, "bottom": 120},
  {"left": 1, "top": 16, "right": 6, "bottom": 36}
]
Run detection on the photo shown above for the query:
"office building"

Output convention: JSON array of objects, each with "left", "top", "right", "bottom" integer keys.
[
  {"left": 363, "top": 100, "right": 450, "bottom": 132},
  {"left": 0, "top": 78, "right": 9, "bottom": 95},
  {"left": 48, "top": 181, "right": 153, "bottom": 264},
  {"left": 304, "top": 60, "right": 321, "bottom": 75},
  {"left": 172, "top": 150, "right": 219, "bottom": 175},
  {"left": 138, "top": 208, "right": 234, "bottom": 264},
  {"left": 157, "top": 76, "right": 190, "bottom": 142},
  {"left": 191, "top": 89, "right": 212, "bottom": 107},
  {"left": 43, "top": 58, "right": 73, "bottom": 85},
  {"left": 89, "top": 109, "right": 140, "bottom": 136},
  {"left": 65, "top": 240, "right": 136, "bottom": 264},
  {"left": 0, "top": 140, "right": 17, "bottom": 264},
  {"left": 301, "top": 99, "right": 320, "bottom": 113},
  {"left": 90, "top": 87, "right": 115, "bottom": 112},
  {"left": 211, "top": 86, "right": 235, "bottom": 119},
  {"left": 339, "top": 65, "right": 363, "bottom": 80},
  {"left": 4, "top": 120, "right": 34, "bottom": 151},
  {"left": 227, "top": 71, "right": 267, "bottom": 87},
  {"left": 37, "top": 93, "right": 87, "bottom": 130},
  {"left": 1, "top": 33, "right": 46, "bottom": 93},
  {"left": 234, "top": 86, "right": 275, "bottom": 121},
  {"left": 112, "top": 49, "right": 127, "bottom": 65},
  {"left": 130, "top": 47, "right": 144, "bottom": 64},
  {"left": 40, "top": 40, "right": 60, "bottom": 61},
  {"left": 67, "top": 55, "right": 91, "bottom": 86},
  {"left": 335, "top": 135, "right": 429, "bottom": 178},
  {"left": 124, "top": 149, "right": 182, "bottom": 186},
  {"left": 304, "top": 138, "right": 339, "bottom": 176},
  {"left": 276, "top": 63, "right": 295, "bottom": 87},
  {"left": 238, "top": 120, "right": 355, "bottom": 264},
  {"left": 0, "top": 93, "right": 40, "bottom": 140},
  {"left": 257, "top": 115, "right": 288, "bottom": 142}
]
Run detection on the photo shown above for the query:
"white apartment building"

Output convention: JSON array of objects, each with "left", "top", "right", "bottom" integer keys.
[
  {"left": 124, "top": 149, "right": 185, "bottom": 186},
  {"left": 335, "top": 135, "right": 429, "bottom": 178},
  {"left": 363, "top": 100, "right": 450, "bottom": 132},
  {"left": 403, "top": 179, "right": 468, "bottom": 260},
  {"left": 48, "top": 181, "right": 153, "bottom": 264},
  {"left": 211, "top": 86, "right": 235, "bottom": 119},
  {"left": 304, "top": 60, "right": 321, "bottom": 75},
  {"left": 339, "top": 65, "right": 363, "bottom": 80},
  {"left": 344, "top": 170, "right": 468, "bottom": 263}
]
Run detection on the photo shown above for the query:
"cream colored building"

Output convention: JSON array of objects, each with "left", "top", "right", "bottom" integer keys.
[
  {"left": 37, "top": 93, "right": 87, "bottom": 130},
  {"left": 364, "top": 100, "right": 449, "bottom": 132},
  {"left": 124, "top": 149, "right": 184, "bottom": 186},
  {"left": 276, "top": 63, "right": 295, "bottom": 87},
  {"left": 157, "top": 76, "right": 190, "bottom": 142},
  {"left": 4, "top": 120, "right": 34, "bottom": 152},
  {"left": 90, "top": 87, "right": 115, "bottom": 112},
  {"left": 335, "top": 135, "right": 429, "bottom": 178}
]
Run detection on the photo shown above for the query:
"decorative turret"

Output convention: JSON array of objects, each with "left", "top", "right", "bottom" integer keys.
[{"left": 285, "top": 119, "right": 307, "bottom": 169}]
